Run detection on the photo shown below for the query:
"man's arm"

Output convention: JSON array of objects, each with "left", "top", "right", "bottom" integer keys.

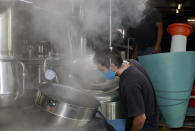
[
  {"left": 130, "top": 114, "right": 146, "bottom": 131},
  {"left": 132, "top": 44, "right": 138, "bottom": 60},
  {"left": 153, "top": 22, "right": 163, "bottom": 53},
  {"left": 124, "top": 83, "right": 146, "bottom": 131}
]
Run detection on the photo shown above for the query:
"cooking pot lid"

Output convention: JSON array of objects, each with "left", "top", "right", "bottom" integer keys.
[{"left": 37, "top": 83, "right": 100, "bottom": 108}]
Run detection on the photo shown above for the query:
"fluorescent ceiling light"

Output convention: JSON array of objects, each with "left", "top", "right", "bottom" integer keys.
[
  {"left": 178, "top": 3, "right": 182, "bottom": 10},
  {"left": 187, "top": 19, "right": 195, "bottom": 22},
  {"left": 19, "top": 0, "right": 33, "bottom": 4},
  {"left": 176, "top": 9, "right": 179, "bottom": 14}
]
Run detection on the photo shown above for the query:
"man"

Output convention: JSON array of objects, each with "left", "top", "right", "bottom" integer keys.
[
  {"left": 94, "top": 48, "right": 159, "bottom": 131},
  {"left": 130, "top": 0, "right": 163, "bottom": 59}
]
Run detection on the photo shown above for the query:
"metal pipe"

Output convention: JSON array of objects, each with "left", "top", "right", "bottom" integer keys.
[
  {"left": 68, "top": 31, "right": 74, "bottom": 60},
  {"left": 19, "top": 62, "right": 26, "bottom": 97},
  {"left": 127, "top": 38, "right": 130, "bottom": 59},
  {"left": 109, "top": 0, "right": 112, "bottom": 48}
]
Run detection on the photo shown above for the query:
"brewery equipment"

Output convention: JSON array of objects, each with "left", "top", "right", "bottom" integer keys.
[
  {"left": 38, "top": 54, "right": 123, "bottom": 120},
  {"left": 36, "top": 41, "right": 53, "bottom": 83},
  {"left": 0, "top": 6, "right": 26, "bottom": 108},
  {"left": 0, "top": 83, "right": 115, "bottom": 131},
  {"left": 0, "top": 57, "right": 26, "bottom": 108},
  {"left": 0, "top": 1, "right": 116, "bottom": 131},
  {"left": 35, "top": 83, "right": 100, "bottom": 122}
]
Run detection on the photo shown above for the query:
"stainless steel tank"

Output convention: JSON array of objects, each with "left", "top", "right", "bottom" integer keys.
[
  {"left": 0, "top": 8, "right": 13, "bottom": 57},
  {"left": 0, "top": 6, "right": 26, "bottom": 108},
  {"left": 0, "top": 57, "right": 26, "bottom": 108}
]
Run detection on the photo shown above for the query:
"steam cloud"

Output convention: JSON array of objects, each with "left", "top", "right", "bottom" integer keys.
[
  {"left": 21, "top": 0, "right": 151, "bottom": 85},
  {"left": 0, "top": 1, "right": 151, "bottom": 130},
  {"left": 27, "top": 0, "right": 149, "bottom": 55}
]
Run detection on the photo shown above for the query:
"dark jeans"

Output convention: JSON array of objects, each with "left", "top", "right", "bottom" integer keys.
[{"left": 138, "top": 47, "right": 153, "bottom": 56}]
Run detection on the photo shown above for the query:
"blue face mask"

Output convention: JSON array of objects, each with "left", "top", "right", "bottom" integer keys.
[
  {"left": 138, "top": 3, "right": 146, "bottom": 12},
  {"left": 103, "top": 70, "right": 116, "bottom": 80}
]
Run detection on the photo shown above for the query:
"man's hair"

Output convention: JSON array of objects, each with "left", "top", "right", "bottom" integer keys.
[{"left": 94, "top": 48, "right": 123, "bottom": 68}]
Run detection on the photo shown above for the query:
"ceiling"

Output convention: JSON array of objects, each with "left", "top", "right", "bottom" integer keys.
[
  {"left": 150, "top": 0, "right": 195, "bottom": 19},
  {"left": 150, "top": 0, "right": 195, "bottom": 51}
]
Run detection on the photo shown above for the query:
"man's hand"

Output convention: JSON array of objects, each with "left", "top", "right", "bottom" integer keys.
[
  {"left": 153, "top": 46, "right": 160, "bottom": 54},
  {"left": 130, "top": 114, "right": 146, "bottom": 131}
]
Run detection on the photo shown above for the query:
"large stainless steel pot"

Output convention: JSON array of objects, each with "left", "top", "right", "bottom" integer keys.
[
  {"left": 0, "top": 76, "right": 115, "bottom": 131},
  {"left": 34, "top": 83, "right": 100, "bottom": 121},
  {"left": 0, "top": 104, "right": 115, "bottom": 131},
  {"left": 0, "top": 57, "right": 26, "bottom": 108},
  {"left": 70, "top": 78, "right": 123, "bottom": 120},
  {"left": 0, "top": 83, "right": 115, "bottom": 131},
  {"left": 70, "top": 73, "right": 123, "bottom": 120},
  {"left": 32, "top": 83, "right": 115, "bottom": 131},
  {"left": 95, "top": 90, "right": 124, "bottom": 120},
  {"left": 38, "top": 54, "right": 123, "bottom": 120}
]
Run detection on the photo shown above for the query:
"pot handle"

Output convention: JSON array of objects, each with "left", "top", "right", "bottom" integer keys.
[
  {"left": 96, "top": 110, "right": 107, "bottom": 122},
  {"left": 14, "top": 62, "right": 27, "bottom": 100},
  {"left": 20, "top": 62, "right": 27, "bottom": 96}
]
